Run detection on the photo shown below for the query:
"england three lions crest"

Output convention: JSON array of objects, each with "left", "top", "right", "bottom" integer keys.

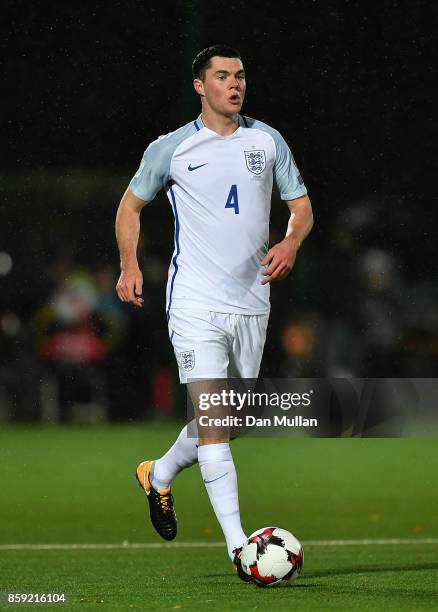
[
  {"left": 245, "top": 150, "right": 266, "bottom": 175},
  {"left": 180, "top": 350, "right": 195, "bottom": 371}
]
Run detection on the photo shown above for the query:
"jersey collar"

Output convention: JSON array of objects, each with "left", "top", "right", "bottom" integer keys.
[{"left": 195, "top": 114, "right": 243, "bottom": 139}]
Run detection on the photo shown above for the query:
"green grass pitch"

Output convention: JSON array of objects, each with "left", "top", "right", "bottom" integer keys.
[{"left": 0, "top": 423, "right": 437, "bottom": 610}]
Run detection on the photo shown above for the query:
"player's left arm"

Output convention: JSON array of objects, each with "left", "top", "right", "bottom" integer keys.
[{"left": 261, "top": 194, "right": 313, "bottom": 285}]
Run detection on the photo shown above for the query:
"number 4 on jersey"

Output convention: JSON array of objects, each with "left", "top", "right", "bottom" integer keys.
[{"left": 225, "top": 184, "right": 239, "bottom": 214}]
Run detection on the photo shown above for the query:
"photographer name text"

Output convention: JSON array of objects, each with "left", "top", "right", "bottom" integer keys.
[{"left": 198, "top": 415, "right": 318, "bottom": 428}]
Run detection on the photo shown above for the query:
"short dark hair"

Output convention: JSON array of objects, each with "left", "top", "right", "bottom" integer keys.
[{"left": 192, "top": 45, "right": 242, "bottom": 80}]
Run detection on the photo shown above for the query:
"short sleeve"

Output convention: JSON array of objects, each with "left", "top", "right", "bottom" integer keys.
[
  {"left": 273, "top": 132, "right": 307, "bottom": 200},
  {"left": 129, "top": 138, "right": 171, "bottom": 202}
]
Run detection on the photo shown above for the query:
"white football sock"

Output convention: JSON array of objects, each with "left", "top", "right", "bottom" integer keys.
[
  {"left": 151, "top": 422, "right": 199, "bottom": 491},
  {"left": 198, "top": 443, "right": 247, "bottom": 560}
]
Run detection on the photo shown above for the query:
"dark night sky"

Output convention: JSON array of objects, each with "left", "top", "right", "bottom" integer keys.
[
  {"left": 1, "top": 0, "right": 436, "bottom": 296},
  {"left": 3, "top": 1, "right": 435, "bottom": 186}
]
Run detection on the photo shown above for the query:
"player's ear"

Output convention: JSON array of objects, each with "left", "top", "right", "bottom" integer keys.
[{"left": 193, "top": 78, "right": 205, "bottom": 97}]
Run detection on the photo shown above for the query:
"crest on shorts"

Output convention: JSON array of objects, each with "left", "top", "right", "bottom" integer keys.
[
  {"left": 245, "top": 150, "right": 266, "bottom": 175},
  {"left": 180, "top": 350, "right": 195, "bottom": 371}
]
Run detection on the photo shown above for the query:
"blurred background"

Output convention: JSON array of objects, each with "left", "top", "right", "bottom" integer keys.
[{"left": 1, "top": 1, "right": 436, "bottom": 423}]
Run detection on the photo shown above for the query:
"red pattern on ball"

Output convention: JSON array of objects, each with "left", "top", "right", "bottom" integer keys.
[{"left": 249, "top": 563, "right": 278, "bottom": 585}]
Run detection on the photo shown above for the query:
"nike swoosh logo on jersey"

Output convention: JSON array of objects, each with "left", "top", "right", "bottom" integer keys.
[
  {"left": 188, "top": 163, "right": 208, "bottom": 171},
  {"left": 203, "top": 472, "right": 228, "bottom": 484}
]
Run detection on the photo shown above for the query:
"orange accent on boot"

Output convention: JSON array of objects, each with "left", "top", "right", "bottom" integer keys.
[
  {"left": 136, "top": 460, "right": 171, "bottom": 496},
  {"left": 136, "top": 460, "right": 153, "bottom": 493}
]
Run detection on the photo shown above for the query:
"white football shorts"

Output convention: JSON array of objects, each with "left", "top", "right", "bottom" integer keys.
[{"left": 168, "top": 309, "right": 269, "bottom": 383}]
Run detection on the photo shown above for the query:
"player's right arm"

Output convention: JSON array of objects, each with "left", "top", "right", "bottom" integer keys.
[
  {"left": 116, "top": 126, "right": 189, "bottom": 306},
  {"left": 115, "top": 188, "right": 147, "bottom": 307}
]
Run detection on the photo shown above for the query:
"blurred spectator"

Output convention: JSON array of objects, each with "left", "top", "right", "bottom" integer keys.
[
  {"left": 280, "top": 314, "right": 324, "bottom": 377},
  {"left": 359, "top": 248, "right": 404, "bottom": 375},
  {"left": 0, "top": 310, "right": 40, "bottom": 421},
  {"left": 35, "top": 270, "right": 125, "bottom": 421},
  {"left": 321, "top": 199, "right": 405, "bottom": 376}
]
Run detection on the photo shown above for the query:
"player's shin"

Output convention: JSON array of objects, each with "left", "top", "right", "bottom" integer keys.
[
  {"left": 198, "top": 442, "right": 247, "bottom": 560},
  {"left": 151, "top": 421, "right": 199, "bottom": 490}
]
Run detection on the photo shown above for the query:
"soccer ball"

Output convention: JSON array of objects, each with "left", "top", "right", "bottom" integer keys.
[{"left": 240, "top": 527, "right": 304, "bottom": 587}]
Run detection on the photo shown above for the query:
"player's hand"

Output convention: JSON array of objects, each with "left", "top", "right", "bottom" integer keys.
[
  {"left": 260, "top": 237, "right": 298, "bottom": 285},
  {"left": 116, "top": 266, "right": 144, "bottom": 307}
]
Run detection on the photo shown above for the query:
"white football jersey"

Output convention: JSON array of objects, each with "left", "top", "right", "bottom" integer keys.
[{"left": 129, "top": 114, "right": 307, "bottom": 316}]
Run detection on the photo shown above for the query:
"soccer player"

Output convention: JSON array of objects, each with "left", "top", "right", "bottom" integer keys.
[{"left": 115, "top": 45, "right": 313, "bottom": 577}]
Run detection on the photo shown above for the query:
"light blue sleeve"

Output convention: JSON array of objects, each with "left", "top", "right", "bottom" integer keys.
[
  {"left": 247, "top": 118, "right": 307, "bottom": 200},
  {"left": 129, "top": 138, "right": 171, "bottom": 202},
  {"left": 129, "top": 121, "right": 198, "bottom": 202},
  {"left": 272, "top": 130, "right": 307, "bottom": 200}
]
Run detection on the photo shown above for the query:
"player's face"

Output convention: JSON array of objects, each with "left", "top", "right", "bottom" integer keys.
[{"left": 195, "top": 56, "right": 246, "bottom": 117}]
